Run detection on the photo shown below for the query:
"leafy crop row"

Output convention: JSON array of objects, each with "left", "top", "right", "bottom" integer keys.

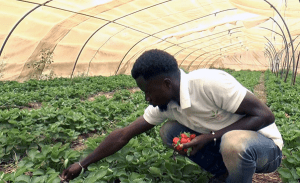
[
  {"left": 264, "top": 71, "right": 300, "bottom": 183},
  {"left": 0, "top": 75, "right": 136, "bottom": 107},
  {"left": 0, "top": 90, "right": 146, "bottom": 161},
  {"left": 0, "top": 70, "right": 262, "bottom": 183}
]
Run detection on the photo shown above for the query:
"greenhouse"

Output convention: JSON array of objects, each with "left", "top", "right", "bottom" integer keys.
[{"left": 0, "top": 0, "right": 300, "bottom": 182}]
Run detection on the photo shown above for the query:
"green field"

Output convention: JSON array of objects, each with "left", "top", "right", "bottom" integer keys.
[{"left": 0, "top": 70, "right": 299, "bottom": 183}]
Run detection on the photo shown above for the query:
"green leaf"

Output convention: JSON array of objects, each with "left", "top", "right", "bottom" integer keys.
[
  {"left": 114, "top": 170, "right": 127, "bottom": 177},
  {"left": 142, "top": 148, "right": 151, "bottom": 156},
  {"left": 64, "top": 159, "right": 69, "bottom": 168},
  {"left": 105, "top": 156, "right": 115, "bottom": 163},
  {"left": 129, "top": 172, "right": 145, "bottom": 180},
  {"left": 31, "top": 175, "right": 47, "bottom": 183},
  {"left": 126, "top": 155, "right": 134, "bottom": 162},
  {"left": 14, "top": 167, "right": 27, "bottom": 178},
  {"left": 15, "top": 175, "right": 30, "bottom": 183},
  {"left": 83, "top": 176, "right": 98, "bottom": 183},
  {"left": 278, "top": 168, "right": 293, "bottom": 179},
  {"left": 164, "top": 161, "right": 176, "bottom": 174},
  {"left": 95, "top": 170, "right": 107, "bottom": 179},
  {"left": 28, "top": 150, "right": 38, "bottom": 161},
  {"left": 290, "top": 168, "right": 300, "bottom": 180},
  {"left": 8, "top": 120, "right": 18, "bottom": 125},
  {"left": 46, "top": 173, "right": 60, "bottom": 183},
  {"left": 287, "top": 157, "right": 297, "bottom": 164},
  {"left": 182, "top": 164, "right": 199, "bottom": 175},
  {"left": 296, "top": 167, "right": 300, "bottom": 177},
  {"left": 32, "top": 169, "right": 45, "bottom": 176},
  {"left": 149, "top": 167, "right": 161, "bottom": 176}
]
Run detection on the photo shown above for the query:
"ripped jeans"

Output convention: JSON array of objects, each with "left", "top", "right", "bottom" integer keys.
[{"left": 159, "top": 121, "right": 282, "bottom": 183}]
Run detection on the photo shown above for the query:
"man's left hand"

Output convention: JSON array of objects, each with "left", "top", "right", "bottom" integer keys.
[{"left": 181, "top": 134, "right": 211, "bottom": 156}]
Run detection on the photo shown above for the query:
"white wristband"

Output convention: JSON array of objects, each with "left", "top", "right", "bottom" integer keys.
[
  {"left": 211, "top": 131, "right": 217, "bottom": 146},
  {"left": 78, "top": 162, "right": 84, "bottom": 169}
]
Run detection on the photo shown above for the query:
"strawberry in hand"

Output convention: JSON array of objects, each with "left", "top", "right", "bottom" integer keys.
[
  {"left": 190, "top": 134, "right": 196, "bottom": 140},
  {"left": 172, "top": 132, "right": 196, "bottom": 156}
]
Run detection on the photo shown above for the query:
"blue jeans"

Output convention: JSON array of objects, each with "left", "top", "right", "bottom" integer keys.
[{"left": 159, "top": 121, "right": 282, "bottom": 183}]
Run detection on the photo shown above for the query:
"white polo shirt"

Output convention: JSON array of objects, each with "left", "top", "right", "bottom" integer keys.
[{"left": 143, "top": 69, "right": 283, "bottom": 150}]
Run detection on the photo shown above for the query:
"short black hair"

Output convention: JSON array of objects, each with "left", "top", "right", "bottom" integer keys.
[{"left": 131, "top": 49, "right": 179, "bottom": 80}]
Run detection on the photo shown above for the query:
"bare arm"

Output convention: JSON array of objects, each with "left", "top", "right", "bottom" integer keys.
[
  {"left": 61, "top": 116, "right": 154, "bottom": 181},
  {"left": 182, "top": 91, "right": 275, "bottom": 154},
  {"left": 211, "top": 91, "right": 274, "bottom": 137},
  {"left": 80, "top": 116, "right": 154, "bottom": 168}
]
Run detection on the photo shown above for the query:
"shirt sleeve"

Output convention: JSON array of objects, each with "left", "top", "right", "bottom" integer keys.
[
  {"left": 203, "top": 70, "right": 248, "bottom": 113},
  {"left": 143, "top": 105, "right": 167, "bottom": 125}
]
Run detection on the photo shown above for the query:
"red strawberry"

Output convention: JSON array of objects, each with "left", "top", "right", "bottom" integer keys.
[
  {"left": 173, "top": 137, "right": 180, "bottom": 144},
  {"left": 181, "top": 134, "right": 188, "bottom": 138},
  {"left": 190, "top": 134, "right": 196, "bottom": 139},
  {"left": 180, "top": 138, "right": 189, "bottom": 144},
  {"left": 184, "top": 149, "right": 188, "bottom": 152},
  {"left": 176, "top": 145, "right": 183, "bottom": 151}
]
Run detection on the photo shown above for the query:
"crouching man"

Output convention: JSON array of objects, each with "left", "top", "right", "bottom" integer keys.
[{"left": 62, "top": 49, "right": 283, "bottom": 183}]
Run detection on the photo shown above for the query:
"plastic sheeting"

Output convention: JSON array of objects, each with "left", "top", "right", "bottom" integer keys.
[{"left": 0, "top": 0, "right": 299, "bottom": 81}]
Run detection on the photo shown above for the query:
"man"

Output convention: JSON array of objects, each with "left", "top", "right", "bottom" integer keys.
[{"left": 62, "top": 49, "right": 283, "bottom": 183}]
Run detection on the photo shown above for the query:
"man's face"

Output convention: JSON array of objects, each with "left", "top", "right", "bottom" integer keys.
[{"left": 135, "top": 76, "right": 172, "bottom": 112}]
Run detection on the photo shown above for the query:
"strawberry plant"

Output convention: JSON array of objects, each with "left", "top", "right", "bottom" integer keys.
[
  {"left": 0, "top": 70, "right": 265, "bottom": 182},
  {"left": 265, "top": 70, "right": 300, "bottom": 182}
]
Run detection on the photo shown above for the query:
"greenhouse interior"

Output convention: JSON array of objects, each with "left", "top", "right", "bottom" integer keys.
[{"left": 0, "top": 0, "right": 300, "bottom": 182}]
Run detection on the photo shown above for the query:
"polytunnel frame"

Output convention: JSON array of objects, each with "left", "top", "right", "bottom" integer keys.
[
  {"left": 0, "top": 0, "right": 53, "bottom": 56},
  {"left": 259, "top": 26, "right": 286, "bottom": 74},
  {"left": 2, "top": 1, "right": 294, "bottom": 81},
  {"left": 264, "top": 44, "right": 277, "bottom": 72},
  {"left": 71, "top": 0, "right": 174, "bottom": 79},
  {"left": 264, "top": 38, "right": 279, "bottom": 72},
  {"left": 114, "top": 8, "right": 237, "bottom": 75},
  {"left": 292, "top": 36, "right": 300, "bottom": 83},
  {"left": 178, "top": 31, "right": 243, "bottom": 67},
  {"left": 17, "top": 3, "right": 236, "bottom": 78},
  {"left": 187, "top": 41, "right": 243, "bottom": 70},
  {"left": 120, "top": 27, "right": 243, "bottom": 70},
  {"left": 179, "top": 34, "right": 243, "bottom": 68},
  {"left": 86, "top": 27, "right": 127, "bottom": 76},
  {"left": 264, "top": 49, "right": 273, "bottom": 71},
  {"left": 261, "top": 16, "right": 297, "bottom": 83},
  {"left": 266, "top": 17, "right": 290, "bottom": 82},
  {"left": 169, "top": 30, "right": 242, "bottom": 58},
  {"left": 265, "top": 39, "right": 288, "bottom": 78},
  {"left": 200, "top": 44, "right": 245, "bottom": 69},
  {"left": 193, "top": 45, "right": 245, "bottom": 70},
  {"left": 263, "top": 0, "right": 296, "bottom": 85},
  {"left": 11, "top": 0, "right": 179, "bottom": 79},
  {"left": 163, "top": 26, "right": 243, "bottom": 52}
]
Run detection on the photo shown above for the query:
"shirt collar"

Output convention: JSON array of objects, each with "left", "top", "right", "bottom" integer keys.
[{"left": 169, "top": 69, "right": 191, "bottom": 109}]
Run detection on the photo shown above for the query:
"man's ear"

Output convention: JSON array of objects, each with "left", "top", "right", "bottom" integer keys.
[{"left": 163, "top": 78, "right": 172, "bottom": 89}]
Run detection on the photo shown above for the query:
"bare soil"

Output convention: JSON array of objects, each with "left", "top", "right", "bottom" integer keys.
[{"left": 87, "top": 87, "right": 140, "bottom": 101}]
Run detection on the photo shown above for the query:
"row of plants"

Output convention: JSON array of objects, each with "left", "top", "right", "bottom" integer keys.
[
  {"left": 0, "top": 75, "right": 136, "bottom": 107},
  {"left": 0, "top": 89, "right": 146, "bottom": 161},
  {"left": 264, "top": 71, "right": 300, "bottom": 183},
  {"left": 0, "top": 69, "right": 262, "bottom": 182}
]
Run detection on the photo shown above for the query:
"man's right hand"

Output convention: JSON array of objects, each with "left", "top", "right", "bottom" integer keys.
[
  {"left": 61, "top": 163, "right": 83, "bottom": 182},
  {"left": 60, "top": 116, "right": 154, "bottom": 181}
]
